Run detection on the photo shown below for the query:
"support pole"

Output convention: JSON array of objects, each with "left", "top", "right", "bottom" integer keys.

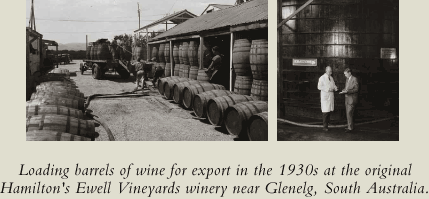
[
  {"left": 199, "top": 36, "right": 204, "bottom": 70},
  {"left": 137, "top": 2, "right": 141, "bottom": 29},
  {"left": 56, "top": 45, "right": 58, "bottom": 68},
  {"left": 230, "top": 33, "right": 234, "bottom": 91},
  {"left": 170, "top": 40, "right": 173, "bottom": 76},
  {"left": 146, "top": 28, "right": 149, "bottom": 61}
]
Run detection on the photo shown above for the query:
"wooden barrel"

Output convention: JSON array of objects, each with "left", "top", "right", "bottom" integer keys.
[
  {"left": 188, "top": 41, "right": 199, "bottom": 66},
  {"left": 26, "top": 115, "right": 95, "bottom": 138},
  {"left": 27, "top": 130, "right": 92, "bottom": 141},
  {"left": 250, "top": 39, "right": 268, "bottom": 80},
  {"left": 152, "top": 63, "right": 157, "bottom": 77},
  {"left": 157, "top": 76, "right": 180, "bottom": 95},
  {"left": 37, "top": 75, "right": 73, "bottom": 84},
  {"left": 182, "top": 64, "right": 190, "bottom": 78},
  {"left": 151, "top": 46, "right": 158, "bottom": 61},
  {"left": 193, "top": 90, "right": 236, "bottom": 119},
  {"left": 198, "top": 42, "right": 213, "bottom": 69},
  {"left": 158, "top": 43, "right": 165, "bottom": 63},
  {"left": 178, "top": 64, "right": 184, "bottom": 77},
  {"left": 172, "top": 80, "right": 200, "bottom": 104},
  {"left": 173, "top": 43, "right": 180, "bottom": 63},
  {"left": 164, "top": 78, "right": 190, "bottom": 100},
  {"left": 90, "top": 44, "right": 96, "bottom": 60},
  {"left": 247, "top": 112, "right": 268, "bottom": 141},
  {"left": 178, "top": 43, "right": 184, "bottom": 64},
  {"left": 189, "top": 66, "right": 199, "bottom": 80},
  {"left": 251, "top": 79, "right": 268, "bottom": 101},
  {"left": 181, "top": 41, "right": 189, "bottom": 65},
  {"left": 86, "top": 46, "right": 91, "bottom": 60},
  {"left": 134, "top": 46, "right": 147, "bottom": 61},
  {"left": 234, "top": 76, "right": 253, "bottom": 95},
  {"left": 183, "top": 83, "right": 225, "bottom": 109},
  {"left": 197, "top": 69, "right": 210, "bottom": 81},
  {"left": 31, "top": 91, "right": 85, "bottom": 101},
  {"left": 35, "top": 87, "right": 84, "bottom": 98},
  {"left": 174, "top": 64, "right": 181, "bottom": 76},
  {"left": 36, "top": 83, "right": 78, "bottom": 92},
  {"left": 27, "top": 96, "right": 84, "bottom": 110},
  {"left": 38, "top": 81, "right": 78, "bottom": 89},
  {"left": 164, "top": 43, "right": 170, "bottom": 63},
  {"left": 224, "top": 101, "right": 268, "bottom": 136},
  {"left": 98, "top": 43, "right": 111, "bottom": 60},
  {"left": 26, "top": 105, "right": 84, "bottom": 119},
  {"left": 50, "top": 68, "right": 69, "bottom": 74},
  {"left": 165, "top": 63, "right": 172, "bottom": 77},
  {"left": 206, "top": 94, "right": 255, "bottom": 126},
  {"left": 233, "top": 39, "right": 252, "bottom": 76}
]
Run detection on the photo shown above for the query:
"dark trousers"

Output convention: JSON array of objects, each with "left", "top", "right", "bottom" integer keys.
[
  {"left": 322, "top": 112, "right": 331, "bottom": 129},
  {"left": 152, "top": 69, "right": 164, "bottom": 84},
  {"left": 346, "top": 103, "right": 355, "bottom": 130}
]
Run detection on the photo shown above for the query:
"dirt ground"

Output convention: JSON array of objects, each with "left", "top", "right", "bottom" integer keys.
[{"left": 58, "top": 60, "right": 235, "bottom": 141}]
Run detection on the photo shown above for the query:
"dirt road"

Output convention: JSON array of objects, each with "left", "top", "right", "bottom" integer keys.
[{"left": 59, "top": 60, "right": 235, "bottom": 141}]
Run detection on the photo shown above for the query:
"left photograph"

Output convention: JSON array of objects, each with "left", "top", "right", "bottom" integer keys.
[{"left": 26, "top": 0, "right": 268, "bottom": 141}]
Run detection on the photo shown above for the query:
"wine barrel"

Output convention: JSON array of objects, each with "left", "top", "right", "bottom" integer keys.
[
  {"left": 233, "top": 39, "right": 252, "bottom": 76},
  {"left": 178, "top": 43, "right": 184, "bottom": 64},
  {"left": 234, "top": 76, "right": 252, "bottom": 95},
  {"left": 182, "top": 64, "right": 190, "bottom": 78},
  {"left": 173, "top": 43, "right": 180, "bottom": 63},
  {"left": 38, "top": 81, "right": 78, "bottom": 89},
  {"left": 151, "top": 46, "right": 158, "bottom": 61},
  {"left": 183, "top": 83, "right": 226, "bottom": 109},
  {"left": 251, "top": 79, "right": 268, "bottom": 101},
  {"left": 26, "top": 115, "right": 95, "bottom": 138},
  {"left": 37, "top": 75, "right": 73, "bottom": 84},
  {"left": 198, "top": 42, "right": 213, "bottom": 69},
  {"left": 250, "top": 39, "right": 268, "bottom": 80},
  {"left": 189, "top": 66, "right": 199, "bottom": 80},
  {"left": 181, "top": 41, "right": 189, "bottom": 65},
  {"left": 164, "top": 43, "right": 170, "bottom": 63},
  {"left": 36, "top": 83, "right": 78, "bottom": 91},
  {"left": 159, "top": 43, "right": 165, "bottom": 63},
  {"left": 49, "top": 68, "right": 69, "bottom": 74},
  {"left": 86, "top": 46, "right": 91, "bottom": 60},
  {"left": 165, "top": 63, "right": 172, "bottom": 77},
  {"left": 134, "top": 46, "right": 147, "bottom": 61},
  {"left": 207, "top": 94, "right": 256, "bottom": 126},
  {"left": 172, "top": 80, "right": 200, "bottom": 104},
  {"left": 27, "top": 96, "right": 84, "bottom": 110},
  {"left": 31, "top": 91, "right": 84, "bottom": 101},
  {"left": 98, "top": 42, "right": 111, "bottom": 60},
  {"left": 90, "top": 43, "right": 96, "bottom": 60},
  {"left": 26, "top": 130, "right": 92, "bottom": 141},
  {"left": 224, "top": 101, "right": 268, "bottom": 136},
  {"left": 26, "top": 105, "right": 84, "bottom": 119},
  {"left": 158, "top": 76, "right": 180, "bottom": 95},
  {"left": 174, "top": 64, "right": 181, "bottom": 76},
  {"left": 178, "top": 64, "right": 184, "bottom": 77},
  {"left": 197, "top": 69, "right": 210, "bottom": 81},
  {"left": 247, "top": 112, "right": 268, "bottom": 141},
  {"left": 163, "top": 78, "right": 190, "bottom": 100},
  {"left": 35, "top": 87, "right": 84, "bottom": 98},
  {"left": 193, "top": 90, "right": 236, "bottom": 119},
  {"left": 188, "top": 41, "right": 199, "bottom": 66}
]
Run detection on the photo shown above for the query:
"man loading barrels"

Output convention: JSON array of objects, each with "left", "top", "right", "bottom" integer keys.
[
  {"left": 131, "top": 58, "right": 146, "bottom": 90},
  {"left": 152, "top": 57, "right": 165, "bottom": 87},
  {"left": 205, "top": 46, "right": 227, "bottom": 88}
]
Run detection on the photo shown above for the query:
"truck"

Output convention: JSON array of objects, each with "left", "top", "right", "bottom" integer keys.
[{"left": 80, "top": 39, "right": 132, "bottom": 80}]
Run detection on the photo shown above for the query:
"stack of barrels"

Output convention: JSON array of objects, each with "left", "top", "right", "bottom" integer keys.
[
  {"left": 173, "top": 43, "right": 180, "bottom": 76},
  {"left": 249, "top": 39, "right": 268, "bottom": 101},
  {"left": 181, "top": 42, "right": 190, "bottom": 78},
  {"left": 188, "top": 41, "right": 199, "bottom": 80},
  {"left": 233, "top": 39, "right": 253, "bottom": 96},
  {"left": 156, "top": 75, "right": 268, "bottom": 141},
  {"left": 197, "top": 42, "right": 212, "bottom": 81},
  {"left": 26, "top": 68, "right": 95, "bottom": 141},
  {"left": 164, "top": 43, "right": 171, "bottom": 77}
]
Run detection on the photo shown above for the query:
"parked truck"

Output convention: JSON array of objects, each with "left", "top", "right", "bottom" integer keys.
[{"left": 80, "top": 39, "right": 132, "bottom": 79}]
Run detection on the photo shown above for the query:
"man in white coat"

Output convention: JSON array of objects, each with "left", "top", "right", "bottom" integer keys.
[{"left": 318, "top": 66, "right": 338, "bottom": 131}]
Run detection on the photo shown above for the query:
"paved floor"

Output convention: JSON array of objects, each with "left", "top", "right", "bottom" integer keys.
[{"left": 58, "top": 60, "right": 235, "bottom": 141}]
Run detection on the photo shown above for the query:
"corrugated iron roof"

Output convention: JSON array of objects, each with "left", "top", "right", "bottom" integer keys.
[
  {"left": 134, "top": 10, "right": 197, "bottom": 32},
  {"left": 211, "top": 4, "right": 234, "bottom": 10},
  {"left": 151, "top": 0, "right": 267, "bottom": 41}
]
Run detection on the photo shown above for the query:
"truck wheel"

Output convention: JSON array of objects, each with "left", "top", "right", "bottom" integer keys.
[{"left": 92, "top": 64, "right": 101, "bottom": 79}]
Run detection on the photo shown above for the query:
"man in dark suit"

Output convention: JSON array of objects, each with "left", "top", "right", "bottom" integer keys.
[{"left": 342, "top": 68, "right": 359, "bottom": 132}]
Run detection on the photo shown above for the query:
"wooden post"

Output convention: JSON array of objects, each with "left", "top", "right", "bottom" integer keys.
[
  {"left": 137, "top": 2, "right": 140, "bottom": 29},
  {"left": 146, "top": 28, "right": 149, "bottom": 61},
  {"left": 230, "top": 33, "right": 234, "bottom": 91},
  {"left": 199, "top": 36, "right": 204, "bottom": 70},
  {"left": 170, "top": 40, "right": 173, "bottom": 76},
  {"left": 56, "top": 45, "right": 58, "bottom": 68}
]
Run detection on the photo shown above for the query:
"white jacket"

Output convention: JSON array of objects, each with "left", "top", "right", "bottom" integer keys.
[{"left": 318, "top": 73, "right": 337, "bottom": 112}]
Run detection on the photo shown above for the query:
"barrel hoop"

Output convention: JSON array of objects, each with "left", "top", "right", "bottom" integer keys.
[
  {"left": 66, "top": 116, "right": 70, "bottom": 133},
  {"left": 226, "top": 95, "right": 236, "bottom": 107},
  {"left": 56, "top": 132, "right": 62, "bottom": 141},
  {"left": 35, "top": 105, "right": 39, "bottom": 115},
  {"left": 70, "top": 134, "right": 75, "bottom": 141},
  {"left": 39, "top": 114, "right": 45, "bottom": 130}
]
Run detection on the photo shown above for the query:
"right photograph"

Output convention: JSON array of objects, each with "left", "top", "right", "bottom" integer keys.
[{"left": 277, "top": 0, "right": 399, "bottom": 141}]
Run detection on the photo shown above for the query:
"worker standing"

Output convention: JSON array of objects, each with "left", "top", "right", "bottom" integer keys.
[
  {"left": 205, "top": 46, "right": 227, "bottom": 88},
  {"left": 131, "top": 58, "right": 146, "bottom": 91}
]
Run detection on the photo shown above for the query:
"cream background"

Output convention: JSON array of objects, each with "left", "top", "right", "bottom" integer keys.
[{"left": 0, "top": 0, "right": 425, "bottom": 198}]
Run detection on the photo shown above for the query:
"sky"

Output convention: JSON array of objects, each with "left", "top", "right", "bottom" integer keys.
[{"left": 26, "top": 0, "right": 235, "bottom": 44}]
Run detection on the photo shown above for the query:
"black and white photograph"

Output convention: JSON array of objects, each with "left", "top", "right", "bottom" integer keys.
[
  {"left": 277, "top": 0, "right": 399, "bottom": 141},
  {"left": 26, "top": 0, "right": 268, "bottom": 141}
]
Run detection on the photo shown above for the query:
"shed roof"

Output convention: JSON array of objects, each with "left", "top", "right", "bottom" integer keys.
[
  {"left": 201, "top": 4, "right": 234, "bottom": 15},
  {"left": 151, "top": 0, "right": 267, "bottom": 41},
  {"left": 134, "top": 10, "right": 197, "bottom": 32}
]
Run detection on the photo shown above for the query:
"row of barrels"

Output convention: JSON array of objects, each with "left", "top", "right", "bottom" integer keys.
[
  {"left": 86, "top": 42, "right": 133, "bottom": 61},
  {"left": 157, "top": 76, "right": 268, "bottom": 141},
  {"left": 151, "top": 41, "right": 211, "bottom": 67},
  {"left": 26, "top": 68, "right": 95, "bottom": 141},
  {"left": 234, "top": 76, "right": 268, "bottom": 101}
]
